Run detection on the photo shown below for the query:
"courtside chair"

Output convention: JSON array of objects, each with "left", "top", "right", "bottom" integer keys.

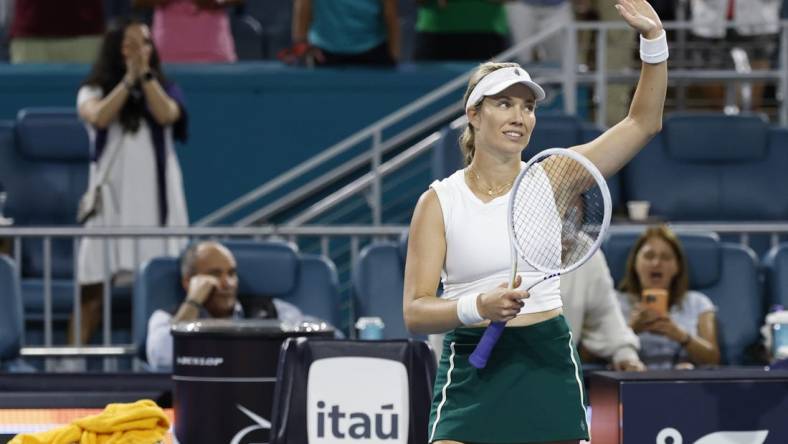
[{"left": 604, "top": 231, "right": 762, "bottom": 365}]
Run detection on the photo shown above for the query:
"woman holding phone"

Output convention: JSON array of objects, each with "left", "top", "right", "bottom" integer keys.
[{"left": 617, "top": 225, "right": 720, "bottom": 369}]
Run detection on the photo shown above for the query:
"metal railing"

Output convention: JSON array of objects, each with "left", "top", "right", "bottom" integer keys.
[
  {"left": 1, "top": 222, "right": 788, "bottom": 362},
  {"left": 0, "top": 225, "right": 407, "bottom": 361},
  {"left": 197, "top": 20, "right": 788, "bottom": 229}
]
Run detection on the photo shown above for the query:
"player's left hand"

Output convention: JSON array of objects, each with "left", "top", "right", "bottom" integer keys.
[{"left": 615, "top": 0, "right": 663, "bottom": 39}]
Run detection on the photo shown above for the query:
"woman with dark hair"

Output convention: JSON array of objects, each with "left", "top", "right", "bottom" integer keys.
[
  {"left": 73, "top": 18, "right": 189, "bottom": 344},
  {"left": 617, "top": 225, "right": 720, "bottom": 369}
]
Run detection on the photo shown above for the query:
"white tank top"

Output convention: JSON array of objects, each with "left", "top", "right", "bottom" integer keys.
[{"left": 429, "top": 167, "right": 562, "bottom": 314}]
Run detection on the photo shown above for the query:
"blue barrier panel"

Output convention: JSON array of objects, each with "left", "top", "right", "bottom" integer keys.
[
  {"left": 591, "top": 370, "right": 788, "bottom": 443},
  {"left": 0, "top": 63, "right": 584, "bottom": 221}
]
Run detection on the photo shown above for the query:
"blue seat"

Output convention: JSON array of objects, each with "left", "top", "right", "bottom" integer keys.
[
  {"left": 133, "top": 240, "right": 341, "bottom": 361},
  {"left": 0, "top": 256, "right": 24, "bottom": 365},
  {"left": 0, "top": 109, "right": 89, "bottom": 328},
  {"left": 623, "top": 112, "right": 788, "bottom": 221},
  {"left": 763, "top": 244, "right": 788, "bottom": 310},
  {"left": 430, "top": 122, "right": 464, "bottom": 182},
  {"left": 270, "top": 338, "right": 436, "bottom": 444},
  {"left": 353, "top": 241, "right": 411, "bottom": 339},
  {"left": 603, "top": 231, "right": 762, "bottom": 365},
  {"left": 430, "top": 114, "right": 622, "bottom": 211}
]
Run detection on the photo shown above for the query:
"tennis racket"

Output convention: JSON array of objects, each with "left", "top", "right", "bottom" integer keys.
[{"left": 468, "top": 148, "right": 612, "bottom": 369}]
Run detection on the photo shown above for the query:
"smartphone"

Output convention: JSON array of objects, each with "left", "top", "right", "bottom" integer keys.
[{"left": 641, "top": 288, "right": 669, "bottom": 316}]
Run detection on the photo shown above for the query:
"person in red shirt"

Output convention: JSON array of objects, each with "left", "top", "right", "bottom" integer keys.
[{"left": 9, "top": 0, "right": 105, "bottom": 63}]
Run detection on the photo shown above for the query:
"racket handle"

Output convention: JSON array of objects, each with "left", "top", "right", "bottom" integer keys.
[{"left": 469, "top": 321, "right": 506, "bottom": 369}]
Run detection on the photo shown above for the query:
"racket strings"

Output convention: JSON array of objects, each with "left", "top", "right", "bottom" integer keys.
[{"left": 511, "top": 155, "right": 607, "bottom": 272}]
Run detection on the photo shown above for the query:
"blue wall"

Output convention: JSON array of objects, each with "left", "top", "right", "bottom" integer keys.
[{"left": 0, "top": 62, "right": 474, "bottom": 221}]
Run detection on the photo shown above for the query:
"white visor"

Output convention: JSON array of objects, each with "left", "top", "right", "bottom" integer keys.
[{"left": 465, "top": 66, "right": 546, "bottom": 111}]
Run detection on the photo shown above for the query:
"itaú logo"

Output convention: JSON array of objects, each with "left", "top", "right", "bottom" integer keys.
[
  {"left": 307, "top": 357, "right": 409, "bottom": 443},
  {"left": 657, "top": 428, "right": 769, "bottom": 444},
  {"left": 314, "top": 401, "right": 400, "bottom": 439}
]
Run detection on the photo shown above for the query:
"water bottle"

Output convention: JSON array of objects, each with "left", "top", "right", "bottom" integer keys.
[
  {"left": 0, "top": 190, "right": 6, "bottom": 218},
  {"left": 770, "top": 305, "right": 788, "bottom": 360},
  {"left": 355, "top": 317, "right": 385, "bottom": 340}
]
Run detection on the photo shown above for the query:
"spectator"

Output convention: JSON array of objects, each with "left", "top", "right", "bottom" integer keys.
[
  {"left": 132, "top": 0, "right": 242, "bottom": 63},
  {"left": 414, "top": 0, "right": 508, "bottom": 61},
  {"left": 285, "top": 0, "right": 399, "bottom": 66},
  {"left": 688, "top": 0, "right": 782, "bottom": 110},
  {"left": 145, "top": 241, "right": 317, "bottom": 370},
  {"left": 562, "top": 249, "right": 645, "bottom": 370},
  {"left": 505, "top": 0, "right": 573, "bottom": 65},
  {"left": 9, "top": 0, "right": 104, "bottom": 63},
  {"left": 617, "top": 226, "right": 721, "bottom": 369},
  {"left": 74, "top": 18, "right": 189, "bottom": 345}
]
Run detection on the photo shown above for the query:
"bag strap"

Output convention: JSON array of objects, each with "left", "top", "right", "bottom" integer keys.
[{"left": 91, "top": 139, "right": 122, "bottom": 188}]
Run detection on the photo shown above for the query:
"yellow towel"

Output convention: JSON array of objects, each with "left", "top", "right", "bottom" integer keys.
[{"left": 10, "top": 399, "right": 170, "bottom": 444}]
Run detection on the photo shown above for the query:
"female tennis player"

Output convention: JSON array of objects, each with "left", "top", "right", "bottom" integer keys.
[{"left": 402, "top": 0, "right": 667, "bottom": 442}]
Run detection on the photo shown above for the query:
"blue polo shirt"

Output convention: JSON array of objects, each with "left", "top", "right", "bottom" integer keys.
[{"left": 308, "top": 0, "right": 387, "bottom": 54}]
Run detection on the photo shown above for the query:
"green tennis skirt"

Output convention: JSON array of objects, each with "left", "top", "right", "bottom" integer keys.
[{"left": 427, "top": 315, "right": 589, "bottom": 443}]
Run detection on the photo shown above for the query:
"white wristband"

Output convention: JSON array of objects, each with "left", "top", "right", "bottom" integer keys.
[
  {"left": 640, "top": 30, "right": 669, "bottom": 64},
  {"left": 457, "top": 294, "right": 484, "bottom": 326}
]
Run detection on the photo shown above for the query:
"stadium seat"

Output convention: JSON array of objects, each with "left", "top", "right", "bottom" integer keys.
[
  {"left": 430, "top": 114, "right": 623, "bottom": 211},
  {"left": 270, "top": 338, "right": 436, "bottom": 444},
  {"left": 603, "top": 231, "right": 762, "bottom": 365},
  {"left": 763, "top": 244, "right": 788, "bottom": 310},
  {"left": 132, "top": 240, "right": 341, "bottom": 362},
  {"left": 0, "top": 109, "right": 90, "bottom": 333},
  {"left": 622, "top": 112, "right": 788, "bottom": 255},
  {"left": 623, "top": 112, "right": 788, "bottom": 221},
  {"left": 0, "top": 255, "right": 24, "bottom": 365},
  {"left": 353, "top": 241, "right": 410, "bottom": 339},
  {"left": 430, "top": 122, "right": 464, "bottom": 182}
]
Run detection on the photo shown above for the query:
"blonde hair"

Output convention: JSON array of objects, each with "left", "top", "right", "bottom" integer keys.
[{"left": 459, "top": 61, "right": 521, "bottom": 166}]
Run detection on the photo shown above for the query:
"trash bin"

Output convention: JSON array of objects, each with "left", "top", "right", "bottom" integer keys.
[{"left": 172, "top": 318, "right": 333, "bottom": 443}]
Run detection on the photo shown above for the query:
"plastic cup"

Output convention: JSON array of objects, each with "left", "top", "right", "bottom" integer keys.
[{"left": 627, "top": 200, "right": 650, "bottom": 221}]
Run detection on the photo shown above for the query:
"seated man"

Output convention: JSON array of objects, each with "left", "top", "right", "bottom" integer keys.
[{"left": 146, "top": 241, "right": 313, "bottom": 370}]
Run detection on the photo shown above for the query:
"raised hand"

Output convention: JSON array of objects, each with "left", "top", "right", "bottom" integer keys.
[
  {"left": 614, "top": 0, "right": 663, "bottom": 39},
  {"left": 122, "top": 26, "right": 153, "bottom": 80},
  {"left": 186, "top": 274, "right": 220, "bottom": 306}
]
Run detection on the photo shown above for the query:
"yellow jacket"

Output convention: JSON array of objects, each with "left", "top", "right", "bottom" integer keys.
[{"left": 10, "top": 399, "right": 170, "bottom": 444}]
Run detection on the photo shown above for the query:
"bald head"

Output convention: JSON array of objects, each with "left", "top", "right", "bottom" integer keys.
[
  {"left": 181, "top": 241, "right": 233, "bottom": 278},
  {"left": 180, "top": 241, "right": 238, "bottom": 318}
]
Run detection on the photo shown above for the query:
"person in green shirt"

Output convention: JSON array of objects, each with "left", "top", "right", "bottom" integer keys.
[{"left": 414, "top": 0, "right": 509, "bottom": 61}]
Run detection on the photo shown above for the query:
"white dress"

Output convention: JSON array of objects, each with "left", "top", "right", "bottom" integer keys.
[{"left": 77, "top": 85, "right": 189, "bottom": 285}]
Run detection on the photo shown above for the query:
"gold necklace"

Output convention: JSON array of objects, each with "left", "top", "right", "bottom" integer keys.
[{"left": 467, "top": 167, "right": 514, "bottom": 197}]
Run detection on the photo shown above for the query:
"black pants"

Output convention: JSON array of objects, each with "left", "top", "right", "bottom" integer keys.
[
  {"left": 317, "top": 41, "right": 395, "bottom": 67},
  {"left": 414, "top": 32, "right": 507, "bottom": 61}
]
